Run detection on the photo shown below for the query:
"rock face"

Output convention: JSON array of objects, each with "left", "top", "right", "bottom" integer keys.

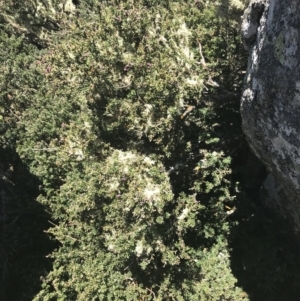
[{"left": 241, "top": 0, "right": 300, "bottom": 237}]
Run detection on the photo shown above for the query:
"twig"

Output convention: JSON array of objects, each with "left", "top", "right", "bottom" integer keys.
[
  {"left": 197, "top": 40, "right": 220, "bottom": 87},
  {"left": 206, "top": 75, "right": 220, "bottom": 87},
  {"left": 146, "top": 287, "right": 156, "bottom": 299},
  {"left": 8, "top": 109, "right": 22, "bottom": 121},
  {"left": 197, "top": 40, "right": 208, "bottom": 70},
  {"left": 0, "top": 13, "right": 28, "bottom": 34},
  {"left": 48, "top": 220, "right": 79, "bottom": 242},
  {"left": 180, "top": 105, "right": 195, "bottom": 120},
  {"left": 32, "top": 148, "right": 58, "bottom": 152},
  {"left": 48, "top": 220, "right": 59, "bottom": 227}
]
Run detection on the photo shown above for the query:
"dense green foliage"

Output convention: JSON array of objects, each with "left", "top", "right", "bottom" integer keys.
[{"left": 2, "top": 1, "right": 300, "bottom": 300}]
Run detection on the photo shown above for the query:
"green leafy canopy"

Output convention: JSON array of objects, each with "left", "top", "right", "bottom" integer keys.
[{"left": 1, "top": 0, "right": 249, "bottom": 300}]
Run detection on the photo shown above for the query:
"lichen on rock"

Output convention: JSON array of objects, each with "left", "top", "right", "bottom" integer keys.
[{"left": 241, "top": 0, "right": 300, "bottom": 239}]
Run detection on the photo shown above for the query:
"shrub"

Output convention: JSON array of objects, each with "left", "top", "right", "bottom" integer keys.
[{"left": 1, "top": 0, "right": 249, "bottom": 300}]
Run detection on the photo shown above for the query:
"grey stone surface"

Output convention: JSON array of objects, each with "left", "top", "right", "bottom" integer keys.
[
  {"left": 241, "top": 0, "right": 300, "bottom": 237},
  {"left": 241, "top": 0, "right": 266, "bottom": 50}
]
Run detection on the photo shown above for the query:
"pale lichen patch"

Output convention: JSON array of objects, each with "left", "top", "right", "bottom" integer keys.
[
  {"left": 178, "top": 208, "right": 189, "bottom": 220},
  {"left": 143, "top": 184, "right": 161, "bottom": 201},
  {"left": 135, "top": 240, "right": 144, "bottom": 257}
]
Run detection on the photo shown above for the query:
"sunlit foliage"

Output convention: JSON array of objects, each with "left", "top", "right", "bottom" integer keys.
[{"left": 1, "top": 0, "right": 250, "bottom": 300}]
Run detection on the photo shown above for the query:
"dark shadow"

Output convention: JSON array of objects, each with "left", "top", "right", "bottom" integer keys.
[
  {"left": 229, "top": 144, "right": 300, "bottom": 301},
  {"left": 198, "top": 83, "right": 300, "bottom": 300},
  {"left": 0, "top": 147, "right": 58, "bottom": 301}
]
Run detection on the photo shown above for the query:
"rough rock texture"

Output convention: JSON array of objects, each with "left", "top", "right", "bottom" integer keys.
[
  {"left": 241, "top": 0, "right": 266, "bottom": 50},
  {"left": 241, "top": 0, "right": 300, "bottom": 237}
]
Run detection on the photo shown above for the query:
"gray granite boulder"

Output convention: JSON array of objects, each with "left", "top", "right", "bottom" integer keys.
[{"left": 241, "top": 0, "right": 300, "bottom": 237}]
